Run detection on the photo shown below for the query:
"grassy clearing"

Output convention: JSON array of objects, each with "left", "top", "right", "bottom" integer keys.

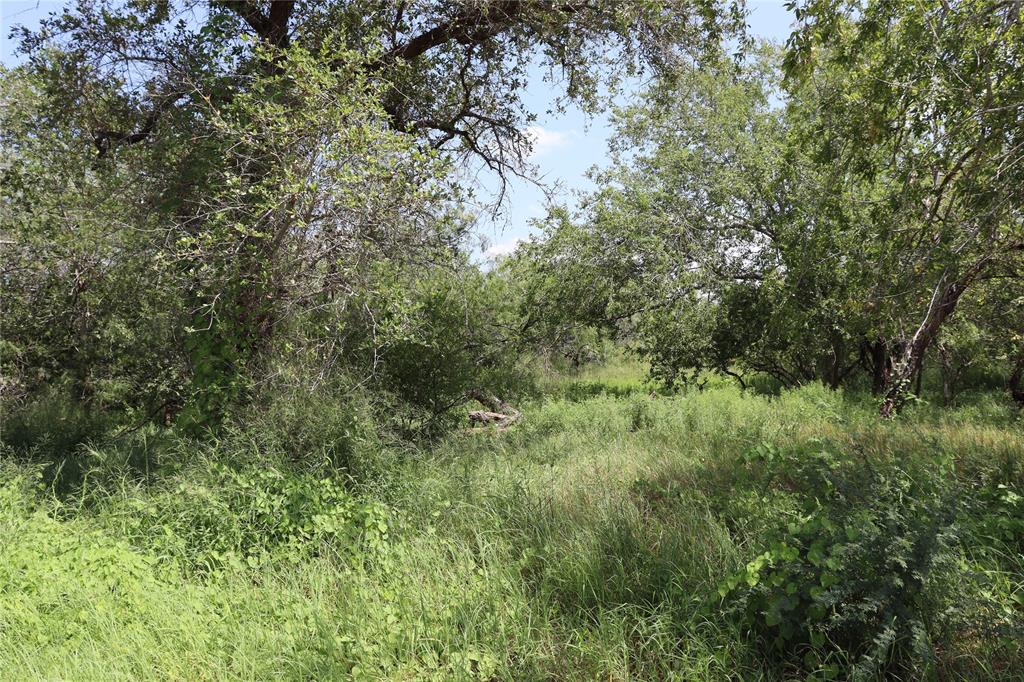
[{"left": 2, "top": 379, "right": 1022, "bottom": 680}]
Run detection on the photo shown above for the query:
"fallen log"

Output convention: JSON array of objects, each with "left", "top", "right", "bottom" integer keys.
[
  {"left": 467, "top": 389, "right": 521, "bottom": 427},
  {"left": 468, "top": 410, "right": 517, "bottom": 426}
]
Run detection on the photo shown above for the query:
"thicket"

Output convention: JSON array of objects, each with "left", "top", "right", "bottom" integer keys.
[
  {"left": 2, "top": 1, "right": 1021, "bottom": 440},
  {"left": 1, "top": 375, "right": 1021, "bottom": 679},
  {"left": 516, "top": 5, "right": 1024, "bottom": 416},
  {"left": 1, "top": 1, "right": 1023, "bottom": 679}
]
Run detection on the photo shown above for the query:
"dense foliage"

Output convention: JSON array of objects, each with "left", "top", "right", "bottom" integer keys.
[
  {"left": 2, "top": 0, "right": 742, "bottom": 431},
  {"left": 519, "top": 2, "right": 1023, "bottom": 415},
  {"left": 1, "top": 1, "right": 1022, "bottom": 679},
  {"left": 2, "top": 370, "right": 1022, "bottom": 679}
]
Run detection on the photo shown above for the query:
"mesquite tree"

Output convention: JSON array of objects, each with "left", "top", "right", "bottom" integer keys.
[
  {"left": 787, "top": 0, "right": 1024, "bottom": 416},
  {"left": 3, "top": 0, "right": 740, "bottom": 423},
  {"left": 515, "top": 47, "right": 873, "bottom": 392},
  {"left": 519, "top": 3, "right": 1024, "bottom": 413}
]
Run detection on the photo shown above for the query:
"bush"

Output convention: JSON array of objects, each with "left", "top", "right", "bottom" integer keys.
[
  {"left": 1, "top": 390, "right": 112, "bottom": 458},
  {"left": 343, "top": 264, "right": 535, "bottom": 438},
  {"left": 227, "top": 380, "right": 380, "bottom": 476},
  {"left": 627, "top": 395, "right": 655, "bottom": 431},
  {"left": 716, "top": 443, "right": 964, "bottom": 678},
  {"left": 104, "top": 463, "right": 393, "bottom": 576},
  {"left": 0, "top": 391, "right": 118, "bottom": 495}
]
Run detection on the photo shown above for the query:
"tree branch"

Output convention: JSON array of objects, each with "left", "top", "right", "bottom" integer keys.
[
  {"left": 93, "top": 90, "right": 186, "bottom": 159},
  {"left": 219, "top": 0, "right": 295, "bottom": 48}
]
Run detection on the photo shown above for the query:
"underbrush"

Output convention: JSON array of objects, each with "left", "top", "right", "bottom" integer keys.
[{"left": 1, "top": 381, "right": 1021, "bottom": 679}]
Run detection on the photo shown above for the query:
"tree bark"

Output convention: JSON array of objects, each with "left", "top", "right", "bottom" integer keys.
[
  {"left": 879, "top": 259, "right": 991, "bottom": 417},
  {"left": 1010, "top": 355, "right": 1024, "bottom": 407},
  {"left": 467, "top": 389, "right": 521, "bottom": 427},
  {"left": 469, "top": 410, "right": 518, "bottom": 426}
]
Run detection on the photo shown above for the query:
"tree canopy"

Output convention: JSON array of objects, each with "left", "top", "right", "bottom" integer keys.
[
  {"left": 2, "top": 0, "right": 742, "bottom": 427},
  {"left": 517, "top": 1, "right": 1023, "bottom": 414},
  {"left": 1, "top": 0, "right": 1021, "bottom": 430}
]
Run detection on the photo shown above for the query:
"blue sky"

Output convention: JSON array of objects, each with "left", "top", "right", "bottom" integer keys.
[
  {"left": 1, "top": 1, "right": 795, "bottom": 259},
  {"left": 475, "top": 1, "right": 796, "bottom": 260},
  {"left": 1, "top": 1, "right": 57, "bottom": 59}
]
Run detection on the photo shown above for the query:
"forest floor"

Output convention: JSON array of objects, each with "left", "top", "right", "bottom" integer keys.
[{"left": 2, "top": 363, "right": 1022, "bottom": 680}]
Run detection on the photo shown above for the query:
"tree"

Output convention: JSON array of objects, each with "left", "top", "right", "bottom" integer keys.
[
  {"left": 1, "top": 67, "right": 186, "bottom": 412},
  {"left": 786, "top": 0, "right": 1024, "bottom": 416},
  {"left": 4, "top": 0, "right": 742, "bottom": 426},
  {"left": 943, "top": 260, "right": 1024, "bottom": 407},
  {"left": 2, "top": 47, "right": 457, "bottom": 426},
  {"left": 523, "top": 2, "right": 1024, "bottom": 414},
  {"left": 11, "top": 0, "right": 741, "bottom": 186},
  {"left": 517, "top": 47, "right": 869, "bottom": 392}
]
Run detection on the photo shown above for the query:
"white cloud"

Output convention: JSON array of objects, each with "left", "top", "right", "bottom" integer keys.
[
  {"left": 484, "top": 238, "right": 523, "bottom": 259},
  {"left": 525, "top": 125, "right": 572, "bottom": 158}
]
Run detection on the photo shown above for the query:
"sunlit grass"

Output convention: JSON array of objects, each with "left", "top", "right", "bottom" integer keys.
[{"left": 1, "top": 370, "right": 1021, "bottom": 679}]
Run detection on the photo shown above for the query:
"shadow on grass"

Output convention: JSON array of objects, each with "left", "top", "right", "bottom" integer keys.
[{"left": 1, "top": 394, "right": 181, "bottom": 499}]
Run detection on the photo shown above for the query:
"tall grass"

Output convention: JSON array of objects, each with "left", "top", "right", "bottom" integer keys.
[{"left": 1, "top": 378, "right": 1021, "bottom": 679}]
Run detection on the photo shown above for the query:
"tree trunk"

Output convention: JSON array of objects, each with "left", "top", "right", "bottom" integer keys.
[
  {"left": 826, "top": 336, "right": 862, "bottom": 390},
  {"left": 468, "top": 410, "right": 518, "bottom": 426},
  {"left": 1010, "top": 355, "right": 1024, "bottom": 407},
  {"left": 467, "top": 389, "right": 521, "bottom": 427},
  {"left": 868, "top": 340, "right": 891, "bottom": 395},
  {"left": 879, "top": 260, "right": 990, "bottom": 417}
]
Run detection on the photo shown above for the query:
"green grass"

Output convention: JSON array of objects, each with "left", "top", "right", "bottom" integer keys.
[{"left": 2, "top": 377, "right": 1022, "bottom": 680}]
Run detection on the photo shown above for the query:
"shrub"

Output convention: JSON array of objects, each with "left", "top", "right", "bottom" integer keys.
[
  {"left": 717, "top": 444, "right": 963, "bottom": 678},
  {"left": 0, "top": 391, "right": 118, "bottom": 495},
  {"left": 1, "top": 390, "right": 112, "bottom": 458},
  {"left": 227, "top": 381, "right": 380, "bottom": 475},
  {"left": 108, "top": 464, "right": 392, "bottom": 575},
  {"left": 627, "top": 395, "right": 655, "bottom": 432},
  {"left": 364, "top": 265, "right": 536, "bottom": 437}
]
